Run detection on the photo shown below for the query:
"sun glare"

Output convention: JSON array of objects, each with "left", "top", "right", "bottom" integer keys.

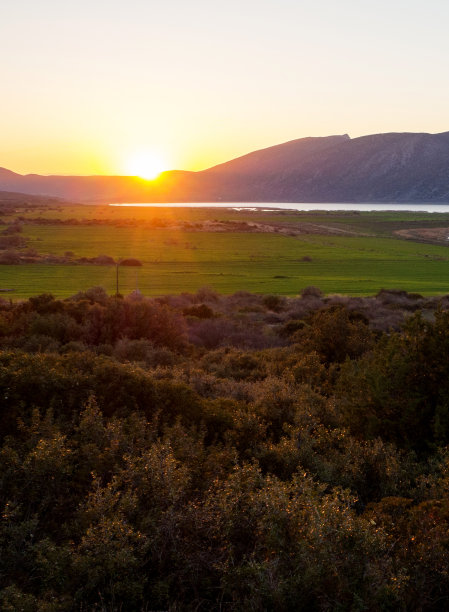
[{"left": 125, "top": 151, "right": 166, "bottom": 180}]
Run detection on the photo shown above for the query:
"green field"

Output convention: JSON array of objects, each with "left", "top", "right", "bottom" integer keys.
[{"left": 3, "top": 205, "right": 449, "bottom": 298}]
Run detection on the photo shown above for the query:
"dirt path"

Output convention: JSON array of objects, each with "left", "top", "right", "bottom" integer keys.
[{"left": 395, "top": 227, "right": 449, "bottom": 244}]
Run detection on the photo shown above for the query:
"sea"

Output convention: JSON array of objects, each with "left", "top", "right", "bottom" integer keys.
[{"left": 110, "top": 202, "right": 449, "bottom": 213}]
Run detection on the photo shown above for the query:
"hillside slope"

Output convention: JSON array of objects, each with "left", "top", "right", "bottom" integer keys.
[{"left": 1, "top": 131, "right": 449, "bottom": 202}]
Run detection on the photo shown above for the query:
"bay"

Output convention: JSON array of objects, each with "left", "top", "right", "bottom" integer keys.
[{"left": 110, "top": 202, "right": 449, "bottom": 213}]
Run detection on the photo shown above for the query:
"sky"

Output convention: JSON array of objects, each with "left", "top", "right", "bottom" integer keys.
[{"left": 1, "top": 0, "right": 449, "bottom": 176}]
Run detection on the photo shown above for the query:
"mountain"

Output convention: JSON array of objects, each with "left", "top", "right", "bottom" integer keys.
[
  {"left": 1, "top": 131, "right": 449, "bottom": 203},
  {"left": 199, "top": 132, "right": 449, "bottom": 202}
]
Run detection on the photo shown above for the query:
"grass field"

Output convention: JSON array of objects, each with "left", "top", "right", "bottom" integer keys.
[{"left": 2, "top": 204, "right": 449, "bottom": 298}]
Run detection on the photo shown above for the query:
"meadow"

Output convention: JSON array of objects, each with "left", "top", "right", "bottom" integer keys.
[{"left": 3, "top": 203, "right": 449, "bottom": 298}]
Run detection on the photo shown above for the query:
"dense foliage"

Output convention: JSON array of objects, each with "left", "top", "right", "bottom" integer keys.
[{"left": 1, "top": 287, "right": 449, "bottom": 610}]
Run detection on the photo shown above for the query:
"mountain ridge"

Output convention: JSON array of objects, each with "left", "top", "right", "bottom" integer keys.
[{"left": 1, "top": 131, "right": 449, "bottom": 203}]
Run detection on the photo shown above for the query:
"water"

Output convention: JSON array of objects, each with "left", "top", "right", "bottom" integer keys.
[{"left": 110, "top": 202, "right": 449, "bottom": 213}]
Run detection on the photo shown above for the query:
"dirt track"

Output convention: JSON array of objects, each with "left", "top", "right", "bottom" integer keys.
[{"left": 395, "top": 227, "right": 449, "bottom": 244}]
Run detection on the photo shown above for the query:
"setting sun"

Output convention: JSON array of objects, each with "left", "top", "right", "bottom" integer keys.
[{"left": 124, "top": 151, "right": 167, "bottom": 180}]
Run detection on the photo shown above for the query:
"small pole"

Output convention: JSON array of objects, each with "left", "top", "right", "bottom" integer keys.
[{"left": 116, "top": 261, "right": 119, "bottom": 297}]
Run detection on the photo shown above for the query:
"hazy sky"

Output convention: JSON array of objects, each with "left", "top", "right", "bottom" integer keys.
[{"left": 2, "top": 0, "right": 449, "bottom": 175}]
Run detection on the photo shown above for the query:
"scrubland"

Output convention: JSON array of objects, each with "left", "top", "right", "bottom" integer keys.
[
  {"left": 2, "top": 200, "right": 449, "bottom": 609},
  {"left": 1, "top": 286, "right": 449, "bottom": 610}
]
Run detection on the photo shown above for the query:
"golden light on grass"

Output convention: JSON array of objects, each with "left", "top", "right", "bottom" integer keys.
[{"left": 124, "top": 151, "right": 167, "bottom": 180}]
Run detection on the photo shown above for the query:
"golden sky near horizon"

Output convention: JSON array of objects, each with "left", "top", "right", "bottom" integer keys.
[{"left": 2, "top": 0, "right": 449, "bottom": 176}]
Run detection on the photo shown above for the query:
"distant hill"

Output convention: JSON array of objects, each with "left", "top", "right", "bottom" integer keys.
[
  {"left": 0, "top": 190, "right": 65, "bottom": 206},
  {"left": 2, "top": 131, "right": 449, "bottom": 203}
]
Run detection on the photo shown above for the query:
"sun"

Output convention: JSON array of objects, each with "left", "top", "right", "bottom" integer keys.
[{"left": 124, "top": 151, "right": 166, "bottom": 180}]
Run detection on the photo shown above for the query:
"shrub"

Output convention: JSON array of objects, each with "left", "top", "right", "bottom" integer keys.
[
  {"left": 70, "top": 286, "right": 109, "bottom": 305},
  {"left": 293, "top": 304, "right": 374, "bottom": 364},
  {"left": 2, "top": 223, "right": 22, "bottom": 234},
  {"left": 194, "top": 286, "right": 220, "bottom": 303},
  {"left": 119, "top": 258, "right": 142, "bottom": 266},
  {"left": 0, "top": 250, "right": 21, "bottom": 264},
  {"left": 91, "top": 255, "right": 115, "bottom": 265},
  {"left": 300, "top": 285, "right": 323, "bottom": 298},
  {"left": 183, "top": 303, "right": 216, "bottom": 319},
  {"left": 0, "top": 235, "right": 27, "bottom": 249},
  {"left": 336, "top": 311, "right": 449, "bottom": 450},
  {"left": 262, "top": 294, "right": 285, "bottom": 312}
]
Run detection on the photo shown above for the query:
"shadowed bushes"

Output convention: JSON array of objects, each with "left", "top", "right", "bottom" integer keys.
[{"left": 2, "top": 289, "right": 449, "bottom": 609}]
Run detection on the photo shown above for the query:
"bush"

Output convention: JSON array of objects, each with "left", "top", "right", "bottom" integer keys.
[
  {"left": 293, "top": 304, "right": 374, "bottom": 364},
  {"left": 119, "top": 258, "right": 142, "bottom": 266},
  {"left": 0, "top": 235, "right": 27, "bottom": 249},
  {"left": 0, "top": 250, "right": 21, "bottom": 264},
  {"left": 262, "top": 294, "right": 285, "bottom": 312},
  {"left": 70, "top": 286, "right": 109, "bottom": 305},
  {"left": 183, "top": 303, "right": 216, "bottom": 319},
  {"left": 300, "top": 285, "right": 323, "bottom": 298},
  {"left": 337, "top": 311, "right": 449, "bottom": 450},
  {"left": 91, "top": 255, "right": 115, "bottom": 265}
]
